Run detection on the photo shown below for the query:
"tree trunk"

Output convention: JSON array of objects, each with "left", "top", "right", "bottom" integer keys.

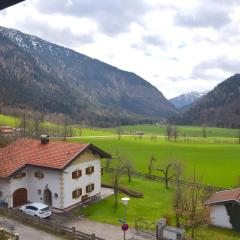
[{"left": 127, "top": 168, "right": 131, "bottom": 182}]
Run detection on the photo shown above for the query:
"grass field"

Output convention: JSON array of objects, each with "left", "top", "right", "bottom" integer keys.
[
  {"left": 120, "top": 124, "right": 240, "bottom": 138},
  {"left": 70, "top": 136, "right": 240, "bottom": 187}
]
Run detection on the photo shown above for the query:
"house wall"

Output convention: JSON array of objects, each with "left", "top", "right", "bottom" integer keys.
[
  {"left": 27, "top": 166, "right": 61, "bottom": 209},
  {"left": 0, "top": 179, "right": 11, "bottom": 203},
  {"left": 210, "top": 204, "right": 232, "bottom": 229},
  {"left": 62, "top": 150, "right": 101, "bottom": 209},
  {"left": 7, "top": 167, "right": 61, "bottom": 208}
]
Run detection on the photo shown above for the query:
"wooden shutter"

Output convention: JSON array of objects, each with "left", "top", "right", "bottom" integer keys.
[{"left": 72, "top": 170, "right": 82, "bottom": 179}]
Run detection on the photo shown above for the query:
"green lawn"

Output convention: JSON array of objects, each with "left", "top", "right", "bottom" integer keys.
[{"left": 0, "top": 114, "right": 19, "bottom": 127}]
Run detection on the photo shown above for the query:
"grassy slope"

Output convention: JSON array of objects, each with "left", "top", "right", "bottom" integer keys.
[{"left": 70, "top": 137, "right": 240, "bottom": 187}]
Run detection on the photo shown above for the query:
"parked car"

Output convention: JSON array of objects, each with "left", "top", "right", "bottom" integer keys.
[{"left": 19, "top": 203, "right": 51, "bottom": 218}]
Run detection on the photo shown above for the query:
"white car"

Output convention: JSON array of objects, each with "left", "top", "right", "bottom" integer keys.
[{"left": 20, "top": 203, "right": 51, "bottom": 218}]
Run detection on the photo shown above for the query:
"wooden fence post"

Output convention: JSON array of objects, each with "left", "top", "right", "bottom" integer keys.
[{"left": 92, "top": 233, "right": 96, "bottom": 240}]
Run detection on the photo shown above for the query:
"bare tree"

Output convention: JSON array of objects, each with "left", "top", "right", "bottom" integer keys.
[
  {"left": 156, "top": 162, "right": 177, "bottom": 189},
  {"left": 19, "top": 111, "right": 29, "bottom": 138},
  {"left": 173, "top": 170, "right": 209, "bottom": 239},
  {"left": 111, "top": 152, "right": 124, "bottom": 206},
  {"left": 166, "top": 125, "right": 172, "bottom": 140},
  {"left": 148, "top": 155, "right": 157, "bottom": 177},
  {"left": 172, "top": 126, "right": 179, "bottom": 142},
  {"left": 173, "top": 163, "right": 183, "bottom": 228},
  {"left": 116, "top": 127, "right": 122, "bottom": 140},
  {"left": 202, "top": 126, "right": 207, "bottom": 138},
  {"left": 123, "top": 158, "right": 134, "bottom": 182}
]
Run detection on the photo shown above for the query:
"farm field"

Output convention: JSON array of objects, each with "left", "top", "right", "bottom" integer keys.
[{"left": 70, "top": 136, "right": 240, "bottom": 188}]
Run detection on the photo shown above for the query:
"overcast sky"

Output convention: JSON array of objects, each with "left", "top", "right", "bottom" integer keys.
[{"left": 1, "top": 0, "right": 240, "bottom": 98}]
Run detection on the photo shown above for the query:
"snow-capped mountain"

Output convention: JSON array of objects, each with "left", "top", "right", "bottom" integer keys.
[{"left": 170, "top": 91, "right": 208, "bottom": 109}]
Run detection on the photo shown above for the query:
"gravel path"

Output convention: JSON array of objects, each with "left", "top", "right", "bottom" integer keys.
[{"left": 0, "top": 216, "right": 63, "bottom": 240}]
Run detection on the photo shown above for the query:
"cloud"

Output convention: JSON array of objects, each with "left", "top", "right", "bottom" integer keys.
[
  {"left": 35, "top": 0, "right": 150, "bottom": 36},
  {"left": 143, "top": 34, "right": 167, "bottom": 48},
  {"left": 191, "top": 57, "right": 240, "bottom": 80},
  {"left": 17, "top": 19, "right": 94, "bottom": 47},
  {"left": 174, "top": 3, "right": 231, "bottom": 29}
]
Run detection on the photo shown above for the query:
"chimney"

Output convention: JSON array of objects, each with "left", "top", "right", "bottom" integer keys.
[{"left": 40, "top": 135, "right": 49, "bottom": 144}]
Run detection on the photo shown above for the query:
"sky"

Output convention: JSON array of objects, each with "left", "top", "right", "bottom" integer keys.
[{"left": 1, "top": 0, "right": 240, "bottom": 99}]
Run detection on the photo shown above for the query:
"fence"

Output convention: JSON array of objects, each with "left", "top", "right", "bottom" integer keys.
[
  {"left": 104, "top": 167, "right": 226, "bottom": 192},
  {"left": 0, "top": 207, "right": 104, "bottom": 240}
]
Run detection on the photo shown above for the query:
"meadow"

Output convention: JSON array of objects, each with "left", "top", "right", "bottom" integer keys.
[{"left": 70, "top": 136, "right": 240, "bottom": 188}]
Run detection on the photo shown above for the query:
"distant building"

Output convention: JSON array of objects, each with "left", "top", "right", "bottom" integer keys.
[
  {"left": 0, "top": 136, "right": 110, "bottom": 211},
  {"left": 135, "top": 131, "right": 144, "bottom": 136},
  {"left": 205, "top": 188, "right": 240, "bottom": 230}
]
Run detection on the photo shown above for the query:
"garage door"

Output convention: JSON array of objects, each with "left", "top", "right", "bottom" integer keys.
[{"left": 13, "top": 188, "right": 28, "bottom": 207}]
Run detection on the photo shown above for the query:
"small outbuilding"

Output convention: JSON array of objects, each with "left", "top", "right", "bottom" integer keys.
[{"left": 205, "top": 188, "right": 240, "bottom": 230}]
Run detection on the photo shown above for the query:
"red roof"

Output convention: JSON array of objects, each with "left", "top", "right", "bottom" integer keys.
[
  {"left": 205, "top": 188, "right": 240, "bottom": 205},
  {"left": 0, "top": 139, "right": 110, "bottom": 178}
]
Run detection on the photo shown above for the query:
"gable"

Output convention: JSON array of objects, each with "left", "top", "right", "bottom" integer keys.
[{"left": 71, "top": 149, "right": 100, "bottom": 165}]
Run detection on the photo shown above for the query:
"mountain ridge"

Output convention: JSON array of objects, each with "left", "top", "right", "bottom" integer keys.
[
  {"left": 170, "top": 74, "right": 240, "bottom": 128},
  {"left": 0, "top": 26, "right": 177, "bottom": 127}
]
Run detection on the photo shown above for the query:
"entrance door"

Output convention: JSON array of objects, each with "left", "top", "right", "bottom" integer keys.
[
  {"left": 43, "top": 188, "right": 52, "bottom": 207},
  {"left": 13, "top": 188, "right": 28, "bottom": 207}
]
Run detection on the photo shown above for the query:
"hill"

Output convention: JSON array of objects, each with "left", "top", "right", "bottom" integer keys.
[
  {"left": 170, "top": 91, "right": 207, "bottom": 110},
  {"left": 170, "top": 74, "right": 240, "bottom": 128},
  {"left": 0, "top": 26, "right": 177, "bottom": 127}
]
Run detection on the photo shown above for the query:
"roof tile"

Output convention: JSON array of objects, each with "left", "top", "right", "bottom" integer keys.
[{"left": 0, "top": 139, "right": 88, "bottom": 178}]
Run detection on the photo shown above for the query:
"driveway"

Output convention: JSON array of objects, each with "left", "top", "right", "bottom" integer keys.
[{"left": 0, "top": 216, "right": 63, "bottom": 240}]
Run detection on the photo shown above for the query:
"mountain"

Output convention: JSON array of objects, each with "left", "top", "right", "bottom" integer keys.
[
  {"left": 170, "top": 74, "right": 240, "bottom": 128},
  {"left": 0, "top": 26, "right": 177, "bottom": 127},
  {"left": 170, "top": 91, "right": 208, "bottom": 110}
]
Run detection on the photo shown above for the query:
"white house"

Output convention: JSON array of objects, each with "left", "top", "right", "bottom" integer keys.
[
  {"left": 0, "top": 136, "right": 110, "bottom": 211},
  {"left": 205, "top": 188, "right": 240, "bottom": 230}
]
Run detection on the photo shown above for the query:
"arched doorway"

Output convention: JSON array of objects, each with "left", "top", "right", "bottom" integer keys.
[
  {"left": 13, "top": 188, "right": 28, "bottom": 207},
  {"left": 43, "top": 188, "right": 52, "bottom": 207}
]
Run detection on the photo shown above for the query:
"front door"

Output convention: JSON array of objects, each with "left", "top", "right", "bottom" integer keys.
[
  {"left": 43, "top": 188, "right": 52, "bottom": 207},
  {"left": 13, "top": 188, "right": 28, "bottom": 207}
]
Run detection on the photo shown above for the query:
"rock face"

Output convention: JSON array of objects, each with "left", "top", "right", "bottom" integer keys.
[
  {"left": 170, "top": 74, "right": 240, "bottom": 128},
  {"left": 0, "top": 26, "right": 177, "bottom": 127}
]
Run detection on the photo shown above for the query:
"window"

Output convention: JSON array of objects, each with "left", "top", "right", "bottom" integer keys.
[
  {"left": 72, "top": 170, "right": 82, "bottom": 179},
  {"left": 14, "top": 172, "right": 26, "bottom": 179},
  {"left": 26, "top": 206, "right": 37, "bottom": 211},
  {"left": 72, "top": 188, "right": 82, "bottom": 199},
  {"left": 38, "top": 189, "right": 41, "bottom": 195},
  {"left": 54, "top": 193, "right": 58, "bottom": 199},
  {"left": 86, "top": 183, "right": 94, "bottom": 193},
  {"left": 85, "top": 166, "right": 94, "bottom": 175},
  {"left": 35, "top": 172, "right": 44, "bottom": 178}
]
